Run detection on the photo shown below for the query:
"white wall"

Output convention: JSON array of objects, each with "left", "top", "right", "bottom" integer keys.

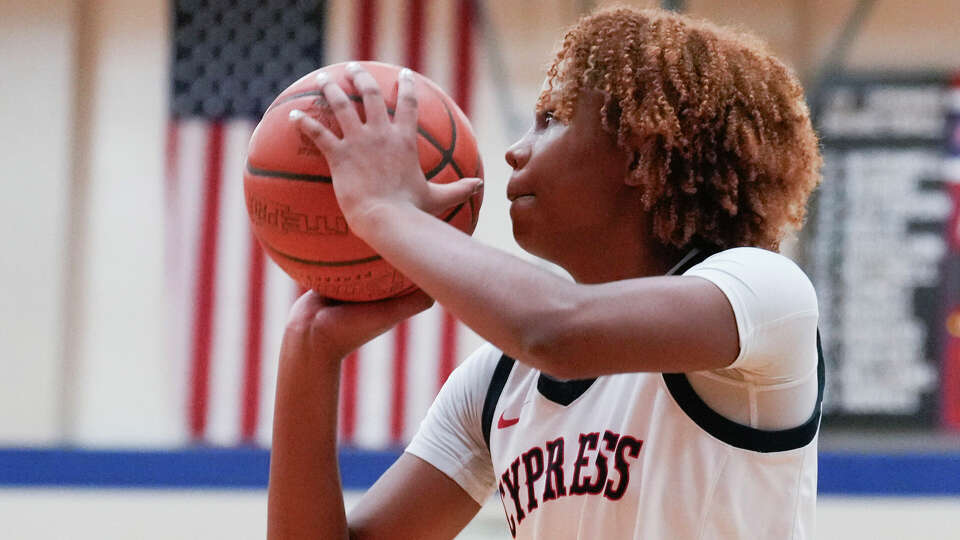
[
  {"left": 0, "top": 0, "right": 176, "bottom": 447},
  {"left": 70, "top": 0, "right": 179, "bottom": 446},
  {"left": 0, "top": 0, "right": 75, "bottom": 444}
]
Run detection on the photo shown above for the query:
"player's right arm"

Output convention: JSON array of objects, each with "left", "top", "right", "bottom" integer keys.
[{"left": 267, "top": 290, "right": 482, "bottom": 540}]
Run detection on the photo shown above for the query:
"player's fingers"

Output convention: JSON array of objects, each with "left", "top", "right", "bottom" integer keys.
[
  {"left": 316, "top": 71, "right": 361, "bottom": 135},
  {"left": 366, "top": 289, "right": 435, "bottom": 323},
  {"left": 394, "top": 68, "right": 418, "bottom": 132},
  {"left": 424, "top": 178, "right": 484, "bottom": 215},
  {"left": 321, "top": 289, "right": 434, "bottom": 339},
  {"left": 345, "top": 62, "right": 389, "bottom": 126},
  {"left": 289, "top": 109, "right": 340, "bottom": 153}
]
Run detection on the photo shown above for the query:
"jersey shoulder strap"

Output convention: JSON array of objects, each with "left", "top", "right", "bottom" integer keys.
[
  {"left": 481, "top": 354, "right": 516, "bottom": 450},
  {"left": 662, "top": 329, "right": 826, "bottom": 453}
]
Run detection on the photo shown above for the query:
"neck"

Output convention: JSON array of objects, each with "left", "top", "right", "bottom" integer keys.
[{"left": 562, "top": 232, "right": 685, "bottom": 284}]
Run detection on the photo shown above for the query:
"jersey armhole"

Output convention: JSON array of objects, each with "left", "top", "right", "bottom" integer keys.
[
  {"left": 662, "top": 331, "right": 825, "bottom": 453},
  {"left": 480, "top": 355, "right": 515, "bottom": 450}
]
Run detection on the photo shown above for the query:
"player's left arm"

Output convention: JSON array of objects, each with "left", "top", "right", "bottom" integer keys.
[
  {"left": 362, "top": 205, "right": 738, "bottom": 379},
  {"left": 292, "top": 64, "right": 738, "bottom": 379}
]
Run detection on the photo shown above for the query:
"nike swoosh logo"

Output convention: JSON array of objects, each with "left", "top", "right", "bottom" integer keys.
[{"left": 497, "top": 412, "right": 520, "bottom": 429}]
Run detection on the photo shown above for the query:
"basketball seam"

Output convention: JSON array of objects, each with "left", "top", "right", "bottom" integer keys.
[
  {"left": 254, "top": 202, "right": 466, "bottom": 267},
  {"left": 255, "top": 87, "right": 466, "bottom": 182}
]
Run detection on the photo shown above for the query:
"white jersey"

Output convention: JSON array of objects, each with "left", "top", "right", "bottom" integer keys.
[{"left": 407, "top": 247, "right": 823, "bottom": 539}]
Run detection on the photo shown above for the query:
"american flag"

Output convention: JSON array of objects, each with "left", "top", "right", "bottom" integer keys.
[{"left": 166, "top": 0, "right": 479, "bottom": 447}]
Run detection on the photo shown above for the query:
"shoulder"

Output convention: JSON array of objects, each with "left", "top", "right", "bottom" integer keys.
[
  {"left": 683, "top": 247, "right": 819, "bottom": 375},
  {"left": 448, "top": 343, "right": 505, "bottom": 391},
  {"left": 410, "top": 342, "right": 506, "bottom": 441},
  {"left": 683, "top": 247, "right": 818, "bottom": 324},
  {"left": 435, "top": 343, "right": 507, "bottom": 416}
]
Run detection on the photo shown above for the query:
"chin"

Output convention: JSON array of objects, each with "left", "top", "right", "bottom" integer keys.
[{"left": 511, "top": 223, "right": 555, "bottom": 263}]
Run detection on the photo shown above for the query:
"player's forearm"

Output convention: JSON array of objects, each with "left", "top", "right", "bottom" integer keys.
[
  {"left": 267, "top": 338, "right": 348, "bottom": 540},
  {"left": 355, "top": 202, "right": 581, "bottom": 376}
]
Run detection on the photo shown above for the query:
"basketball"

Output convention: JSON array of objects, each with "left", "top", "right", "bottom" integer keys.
[{"left": 243, "top": 61, "right": 483, "bottom": 301}]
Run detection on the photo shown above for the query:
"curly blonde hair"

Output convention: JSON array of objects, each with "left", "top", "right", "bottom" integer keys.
[{"left": 538, "top": 6, "right": 822, "bottom": 251}]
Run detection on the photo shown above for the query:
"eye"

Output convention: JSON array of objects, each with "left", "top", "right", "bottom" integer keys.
[{"left": 536, "top": 110, "right": 556, "bottom": 130}]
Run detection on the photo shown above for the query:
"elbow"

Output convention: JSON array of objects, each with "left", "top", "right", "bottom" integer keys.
[
  {"left": 518, "top": 295, "right": 585, "bottom": 380},
  {"left": 523, "top": 332, "right": 561, "bottom": 377}
]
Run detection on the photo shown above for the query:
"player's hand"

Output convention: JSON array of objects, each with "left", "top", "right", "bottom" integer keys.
[
  {"left": 282, "top": 289, "right": 435, "bottom": 364},
  {"left": 288, "top": 63, "right": 482, "bottom": 237}
]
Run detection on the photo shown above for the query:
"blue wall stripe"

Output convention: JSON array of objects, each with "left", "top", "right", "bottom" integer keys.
[
  {"left": 818, "top": 452, "right": 960, "bottom": 496},
  {"left": 1, "top": 448, "right": 958, "bottom": 495},
  {"left": 0, "top": 447, "right": 399, "bottom": 490}
]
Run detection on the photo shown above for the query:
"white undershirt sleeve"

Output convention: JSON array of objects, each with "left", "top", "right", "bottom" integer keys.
[
  {"left": 405, "top": 344, "right": 501, "bottom": 505},
  {"left": 682, "top": 247, "right": 820, "bottom": 430}
]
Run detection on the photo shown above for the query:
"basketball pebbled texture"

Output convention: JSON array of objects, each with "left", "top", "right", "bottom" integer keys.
[{"left": 244, "top": 61, "right": 483, "bottom": 301}]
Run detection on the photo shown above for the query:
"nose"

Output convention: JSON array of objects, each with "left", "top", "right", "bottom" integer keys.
[{"left": 505, "top": 136, "right": 531, "bottom": 170}]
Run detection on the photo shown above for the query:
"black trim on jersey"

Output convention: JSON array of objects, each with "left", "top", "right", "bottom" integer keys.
[
  {"left": 532, "top": 247, "right": 717, "bottom": 407},
  {"left": 482, "top": 355, "right": 516, "bottom": 450},
  {"left": 662, "top": 331, "right": 826, "bottom": 453},
  {"left": 537, "top": 374, "right": 596, "bottom": 406}
]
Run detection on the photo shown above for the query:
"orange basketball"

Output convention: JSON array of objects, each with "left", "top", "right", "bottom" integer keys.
[{"left": 244, "top": 61, "right": 483, "bottom": 301}]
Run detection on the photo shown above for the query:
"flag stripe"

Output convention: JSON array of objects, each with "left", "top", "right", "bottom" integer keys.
[
  {"left": 406, "top": 0, "right": 426, "bottom": 72},
  {"left": 340, "top": 351, "right": 359, "bottom": 442},
  {"left": 241, "top": 234, "right": 266, "bottom": 442},
  {"left": 435, "top": 0, "right": 477, "bottom": 392},
  {"left": 338, "top": 0, "right": 380, "bottom": 444},
  {"left": 208, "top": 121, "right": 256, "bottom": 445},
  {"left": 356, "top": 0, "right": 377, "bottom": 61},
  {"left": 189, "top": 122, "right": 225, "bottom": 440},
  {"left": 171, "top": 120, "right": 208, "bottom": 442},
  {"left": 437, "top": 312, "right": 458, "bottom": 391},
  {"left": 255, "top": 261, "right": 298, "bottom": 445},
  {"left": 386, "top": 0, "right": 428, "bottom": 447},
  {"left": 453, "top": 0, "right": 476, "bottom": 112},
  {"left": 390, "top": 320, "right": 409, "bottom": 443}
]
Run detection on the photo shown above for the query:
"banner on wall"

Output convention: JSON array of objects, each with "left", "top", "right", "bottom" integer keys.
[
  {"left": 938, "top": 72, "right": 960, "bottom": 431},
  {"left": 809, "top": 73, "right": 954, "bottom": 427},
  {"left": 166, "top": 0, "right": 479, "bottom": 448}
]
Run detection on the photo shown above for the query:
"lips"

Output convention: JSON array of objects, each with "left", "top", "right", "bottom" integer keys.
[{"left": 506, "top": 176, "right": 534, "bottom": 202}]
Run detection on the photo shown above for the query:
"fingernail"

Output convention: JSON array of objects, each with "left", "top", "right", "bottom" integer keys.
[
  {"left": 289, "top": 109, "right": 305, "bottom": 120},
  {"left": 315, "top": 72, "right": 330, "bottom": 86},
  {"left": 472, "top": 180, "right": 484, "bottom": 194},
  {"left": 400, "top": 68, "right": 413, "bottom": 81},
  {"left": 346, "top": 61, "right": 361, "bottom": 72}
]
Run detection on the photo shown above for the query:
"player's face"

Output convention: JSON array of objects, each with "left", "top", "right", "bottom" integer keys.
[{"left": 505, "top": 88, "right": 637, "bottom": 270}]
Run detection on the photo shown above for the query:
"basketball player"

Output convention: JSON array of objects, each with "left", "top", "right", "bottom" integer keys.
[{"left": 271, "top": 7, "right": 823, "bottom": 539}]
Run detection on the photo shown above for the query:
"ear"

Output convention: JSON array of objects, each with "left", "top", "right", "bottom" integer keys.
[
  {"left": 624, "top": 137, "right": 664, "bottom": 187},
  {"left": 624, "top": 151, "right": 643, "bottom": 185}
]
